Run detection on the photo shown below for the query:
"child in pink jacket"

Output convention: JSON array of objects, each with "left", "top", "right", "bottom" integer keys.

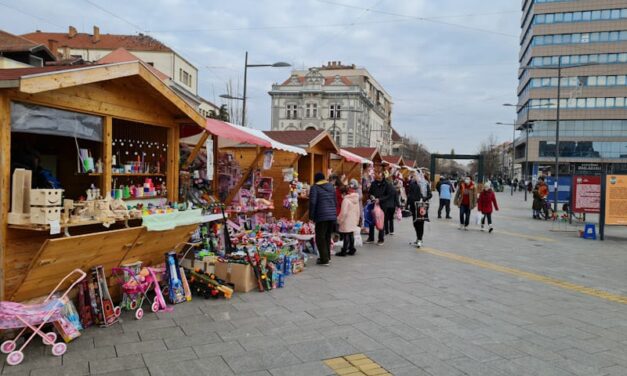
[
  {"left": 477, "top": 181, "right": 499, "bottom": 233},
  {"left": 336, "top": 179, "right": 361, "bottom": 256}
]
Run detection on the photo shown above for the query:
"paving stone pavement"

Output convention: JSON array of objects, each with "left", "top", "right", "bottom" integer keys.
[{"left": 3, "top": 190, "right": 627, "bottom": 375}]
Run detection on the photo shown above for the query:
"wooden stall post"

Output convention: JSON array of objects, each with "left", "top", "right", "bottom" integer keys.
[
  {"left": 102, "top": 116, "right": 113, "bottom": 196},
  {"left": 0, "top": 94, "right": 9, "bottom": 299},
  {"left": 168, "top": 125, "right": 180, "bottom": 202},
  {"left": 182, "top": 131, "right": 210, "bottom": 170}
]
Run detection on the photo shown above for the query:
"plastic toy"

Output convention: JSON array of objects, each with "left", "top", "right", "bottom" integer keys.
[
  {"left": 165, "top": 251, "right": 187, "bottom": 304},
  {"left": 111, "top": 266, "right": 168, "bottom": 320},
  {"left": 1, "top": 269, "right": 86, "bottom": 366}
]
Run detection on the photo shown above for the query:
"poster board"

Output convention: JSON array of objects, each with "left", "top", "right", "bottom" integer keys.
[
  {"left": 572, "top": 175, "right": 601, "bottom": 214},
  {"left": 546, "top": 176, "right": 571, "bottom": 204},
  {"left": 604, "top": 175, "right": 627, "bottom": 226}
]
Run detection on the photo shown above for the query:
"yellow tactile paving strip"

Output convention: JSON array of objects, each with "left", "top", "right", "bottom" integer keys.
[
  {"left": 324, "top": 354, "right": 392, "bottom": 376},
  {"left": 446, "top": 223, "right": 555, "bottom": 242},
  {"left": 419, "top": 247, "right": 627, "bottom": 305}
]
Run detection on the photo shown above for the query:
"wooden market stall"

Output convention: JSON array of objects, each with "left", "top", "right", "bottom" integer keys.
[
  {"left": 0, "top": 61, "right": 208, "bottom": 301},
  {"left": 264, "top": 130, "right": 340, "bottom": 220},
  {"left": 344, "top": 147, "right": 383, "bottom": 169},
  {"left": 330, "top": 149, "right": 370, "bottom": 184}
]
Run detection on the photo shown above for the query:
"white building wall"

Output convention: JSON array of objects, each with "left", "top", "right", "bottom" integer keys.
[{"left": 0, "top": 57, "right": 30, "bottom": 68}]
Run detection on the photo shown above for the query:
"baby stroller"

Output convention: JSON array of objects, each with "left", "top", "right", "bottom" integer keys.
[
  {"left": 110, "top": 265, "right": 169, "bottom": 320},
  {"left": 1, "top": 269, "right": 86, "bottom": 366}
]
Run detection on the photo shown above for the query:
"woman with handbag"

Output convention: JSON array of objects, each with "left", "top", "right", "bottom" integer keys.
[{"left": 408, "top": 172, "right": 432, "bottom": 248}]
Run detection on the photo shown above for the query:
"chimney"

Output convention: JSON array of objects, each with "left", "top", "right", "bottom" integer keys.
[
  {"left": 68, "top": 26, "right": 77, "bottom": 38},
  {"left": 47, "top": 39, "right": 58, "bottom": 55},
  {"left": 92, "top": 26, "right": 100, "bottom": 43}
]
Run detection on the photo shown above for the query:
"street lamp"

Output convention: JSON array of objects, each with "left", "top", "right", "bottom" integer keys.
[
  {"left": 503, "top": 103, "right": 536, "bottom": 202},
  {"left": 518, "top": 61, "right": 598, "bottom": 212},
  {"left": 220, "top": 51, "right": 290, "bottom": 126},
  {"left": 495, "top": 121, "right": 516, "bottom": 196}
]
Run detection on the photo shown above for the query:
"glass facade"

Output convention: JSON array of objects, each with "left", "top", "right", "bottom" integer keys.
[
  {"left": 530, "top": 97, "right": 627, "bottom": 109},
  {"left": 532, "top": 30, "right": 627, "bottom": 46},
  {"left": 539, "top": 141, "right": 627, "bottom": 158},
  {"left": 534, "top": 9, "right": 627, "bottom": 25},
  {"left": 528, "top": 120, "right": 627, "bottom": 137}
]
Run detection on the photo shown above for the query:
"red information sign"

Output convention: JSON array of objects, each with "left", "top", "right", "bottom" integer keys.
[{"left": 572, "top": 175, "right": 601, "bottom": 213}]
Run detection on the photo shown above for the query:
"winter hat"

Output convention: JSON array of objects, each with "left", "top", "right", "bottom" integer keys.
[
  {"left": 349, "top": 179, "right": 359, "bottom": 190},
  {"left": 314, "top": 172, "right": 325, "bottom": 183},
  {"left": 484, "top": 181, "right": 492, "bottom": 190}
]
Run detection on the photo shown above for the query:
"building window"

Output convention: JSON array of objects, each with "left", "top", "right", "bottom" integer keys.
[
  {"left": 330, "top": 104, "right": 341, "bottom": 119},
  {"left": 179, "top": 68, "right": 192, "bottom": 87},
  {"left": 305, "top": 103, "right": 317, "bottom": 118},
  {"left": 286, "top": 104, "right": 297, "bottom": 119}
]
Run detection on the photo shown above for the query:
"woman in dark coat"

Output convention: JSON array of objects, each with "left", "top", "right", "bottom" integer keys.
[{"left": 309, "top": 172, "right": 338, "bottom": 265}]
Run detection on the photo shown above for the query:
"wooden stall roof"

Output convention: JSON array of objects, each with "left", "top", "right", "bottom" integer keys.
[
  {"left": 264, "top": 129, "right": 340, "bottom": 154},
  {"left": 0, "top": 60, "right": 205, "bottom": 128},
  {"left": 344, "top": 147, "right": 382, "bottom": 164},
  {"left": 404, "top": 159, "right": 417, "bottom": 169},
  {"left": 382, "top": 155, "right": 404, "bottom": 167}
]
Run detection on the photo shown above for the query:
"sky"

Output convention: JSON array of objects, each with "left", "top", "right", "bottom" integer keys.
[{"left": 0, "top": 0, "right": 522, "bottom": 154}]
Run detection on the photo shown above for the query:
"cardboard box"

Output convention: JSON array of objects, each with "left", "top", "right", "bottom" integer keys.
[
  {"left": 180, "top": 258, "right": 215, "bottom": 275},
  {"left": 30, "top": 206, "right": 61, "bottom": 225},
  {"left": 30, "top": 189, "right": 64, "bottom": 207},
  {"left": 214, "top": 262, "right": 256, "bottom": 293}
]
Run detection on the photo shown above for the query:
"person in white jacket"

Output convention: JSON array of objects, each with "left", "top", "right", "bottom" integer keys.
[{"left": 336, "top": 179, "right": 361, "bottom": 256}]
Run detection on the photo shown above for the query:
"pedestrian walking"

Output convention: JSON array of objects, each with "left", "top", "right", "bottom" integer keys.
[
  {"left": 436, "top": 175, "right": 455, "bottom": 219},
  {"left": 336, "top": 179, "right": 361, "bottom": 257},
  {"left": 453, "top": 175, "right": 477, "bottom": 230},
  {"left": 366, "top": 170, "right": 394, "bottom": 245},
  {"left": 309, "top": 172, "right": 337, "bottom": 265},
  {"left": 532, "top": 176, "right": 549, "bottom": 219},
  {"left": 408, "top": 172, "right": 432, "bottom": 248},
  {"left": 478, "top": 181, "right": 499, "bottom": 232}
]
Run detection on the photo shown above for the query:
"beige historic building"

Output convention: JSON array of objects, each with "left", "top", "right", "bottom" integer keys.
[{"left": 269, "top": 61, "right": 393, "bottom": 154}]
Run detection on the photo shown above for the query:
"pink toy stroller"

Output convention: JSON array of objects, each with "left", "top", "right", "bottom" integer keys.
[
  {"left": 110, "top": 266, "right": 169, "bottom": 320},
  {"left": 1, "top": 269, "right": 86, "bottom": 366}
]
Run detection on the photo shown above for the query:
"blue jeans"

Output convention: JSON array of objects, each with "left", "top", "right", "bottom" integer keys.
[{"left": 459, "top": 205, "right": 471, "bottom": 227}]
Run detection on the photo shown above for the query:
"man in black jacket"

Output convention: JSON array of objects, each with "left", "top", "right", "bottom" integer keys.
[
  {"left": 367, "top": 170, "right": 394, "bottom": 245},
  {"left": 309, "top": 172, "right": 337, "bottom": 265}
]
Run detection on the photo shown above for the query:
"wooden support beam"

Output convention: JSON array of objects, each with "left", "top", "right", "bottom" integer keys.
[
  {"left": 0, "top": 94, "right": 10, "bottom": 300},
  {"left": 102, "top": 116, "right": 113, "bottom": 197},
  {"left": 224, "top": 149, "right": 266, "bottom": 205},
  {"left": 346, "top": 162, "right": 359, "bottom": 179},
  {"left": 182, "top": 131, "right": 210, "bottom": 170},
  {"left": 167, "top": 126, "right": 180, "bottom": 202},
  {"left": 309, "top": 153, "right": 314, "bottom": 184}
]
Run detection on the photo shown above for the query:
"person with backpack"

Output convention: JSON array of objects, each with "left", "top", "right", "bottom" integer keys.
[
  {"left": 366, "top": 170, "right": 394, "bottom": 245},
  {"left": 453, "top": 175, "right": 477, "bottom": 230},
  {"left": 477, "top": 181, "right": 499, "bottom": 232},
  {"left": 408, "top": 172, "right": 432, "bottom": 248},
  {"left": 309, "top": 172, "right": 337, "bottom": 266},
  {"left": 336, "top": 179, "right": 361, "bottom": 256},
  {"left": 436, "top": 175, "right": 455, "bottom": 219}
]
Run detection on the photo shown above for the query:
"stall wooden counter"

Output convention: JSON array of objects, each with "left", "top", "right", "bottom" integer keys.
[{"left": 0, "top": 61, "right": 209, "bottom": 301}]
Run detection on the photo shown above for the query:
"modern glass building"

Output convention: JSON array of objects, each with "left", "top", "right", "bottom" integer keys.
[{"left": 515, "top": 0, "right": 627, "bottom": 177}]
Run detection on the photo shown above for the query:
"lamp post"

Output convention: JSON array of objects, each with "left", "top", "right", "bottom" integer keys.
[
  {"left": 329, "top": 107, "right": 363, "bottom": 146},
  {"left": 495, "top": 122, "right": 516, "bottom": 196},
  {"left": 220, "top": 51, "right": 290, "bottom": 126},
  {"left": 518, "top": 61, "right": 598, "bottom": 212},
  {"left": 503, "top": 103, "right": 536, "bottom": 201}
]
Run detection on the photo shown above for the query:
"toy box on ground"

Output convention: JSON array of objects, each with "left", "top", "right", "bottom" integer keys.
[{"left": 214, "top": 262, "right": 257, "bottom": 293}]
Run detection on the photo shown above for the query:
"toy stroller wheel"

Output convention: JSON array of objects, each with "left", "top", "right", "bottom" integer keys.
[
  {"left": 130, "top": 300, "right": 137, "bottom": 310},
  {"left": 135, "top": 308, "right": 144, "bottom": 320},
  {"left": 1, "top": 340, "right": 16, "bottom": 354},
  {"left": 114, "top": 306, "right": 122, "bottom": 317},
  {"left": 151, "top": 301, "right": 159, "bottom": 313},
  {"left": 42, "top": 332, "right": 57, "bottom": 345},
  {"left": 6, "top": 351, "right": 24, "bottom": 366},
  {"left": 52, "top": 342, "right": 66, "bottom": 356}
]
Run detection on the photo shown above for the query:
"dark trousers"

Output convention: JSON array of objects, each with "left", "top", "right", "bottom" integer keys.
[
  {"left": 367, "top": 221, "right": 384, "bottom": 243},
  {"left": 438, "top": 199, "right": 451, "bottom": 218},
  {"left": 315, "top": 220, "right": 334, "bottom": 263},
  {"left": 341, "top": 232, "right": 356, "bottom": 253},
  {"left": 384, "top": 207, "right": 395, "bottom": 234},
  {"left": 410, "top": 202, "right": 427, "bottom": 241},
  {"left": 459, "top": 205, "right": 471, "bottom": 227},
  {"left": 481, "top": 213, "right": 492, "bottom": 225}
]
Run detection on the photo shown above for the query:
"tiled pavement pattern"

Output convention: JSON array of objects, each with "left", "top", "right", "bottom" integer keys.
[
  {"left": 3, "top": 191, "right": 627, "bottom": 375},
  {"left": 325, "top": 354, "right": 391, "bottom": 375}
]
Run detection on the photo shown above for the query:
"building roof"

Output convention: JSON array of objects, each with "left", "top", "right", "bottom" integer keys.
[
  {"left": 22, "top": 30, "right": 172, "bottom": 52},
  {"left": 343, "top": 147, "right": 378, "bottom": 159},
  {"left": 97, "top": 48, "right": 169, "bottom": 80},
  {"left": 404, "top": 159, "right": 417, "bottom": 168},
  {"left": 0, "top": 30, "right": 56, "bottom": 59},
  {"left": 391, "top": 128, "right": 402, "bottom": 142},
  {"left": 264, "top": 129, "right": 325, "bottom": 147},
  {"left": 280, "top": 75, "right": 353, "bottom": 86},
  {"left": 0, "top": 65, "right": 90, "bottom": 80}
]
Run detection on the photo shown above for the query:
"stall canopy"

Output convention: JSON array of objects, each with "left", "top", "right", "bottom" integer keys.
[
  {"left": 203, "top": 118, "right": 272, "bottom": 148},
  {"left": 343, "top": 147, "right": 381, "bottom": 165},
  {"left": 338, "top": 149, "right": 370, "bottom": 164}
]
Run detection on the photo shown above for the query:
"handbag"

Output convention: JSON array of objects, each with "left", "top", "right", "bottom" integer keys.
[
  {"left": 373, "top": 203, "right": 385, "bottom": 231},
  {"left": 394, "top": 207, "right": 402, "bottom": 221}
]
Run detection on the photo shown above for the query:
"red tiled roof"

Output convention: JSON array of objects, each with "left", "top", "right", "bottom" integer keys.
[
  {"left": 391, "top": 128, "right": 402, "bottom": 142},
  {"left": 0, "top": 65, "right": 92, "bottom": 80},
  {"left": 382, "top": 155, "right": 403, "bottom": 164},
  {"left": 97, "top": 48, "right": 170, "bottom": 80},
  {"left": 404, "top": 159, "right": 417, "bottom": 168},
  {"left": 344, "top": 147, "right": 378, "bottom": 159},
  {"left": 264, "top": 129, "right": 325, "bottom": 146},
  {"left": 22, "top": 31, "right": 172, "bottom": 52},
  {"left": 0, "top": 30, "right": 39, "bottom": 52}
]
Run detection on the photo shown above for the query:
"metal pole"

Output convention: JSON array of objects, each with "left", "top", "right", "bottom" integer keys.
[
  {"left": 242, "top": 51, "right": 248, "bottom": 127},
  {"left": 554, "top": 62, "right": 562, "bottom": 212},
  {"left": 524, "top": 125, "right": 529, "bottom": 202},
  {"left": 511, "top": 123, "right": 515, "bottom": 196}
]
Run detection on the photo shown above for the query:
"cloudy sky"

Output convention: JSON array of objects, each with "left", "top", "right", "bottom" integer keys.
[{"left": 1, "top": 0, "right": 522, "bottom": 154}]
